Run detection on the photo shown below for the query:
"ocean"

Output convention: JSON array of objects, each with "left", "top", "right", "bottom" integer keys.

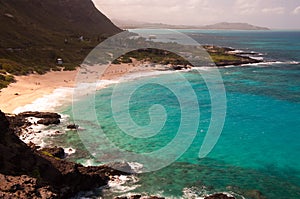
[{"left": 23, "top": 30, "right": 300, "bottom": 198}]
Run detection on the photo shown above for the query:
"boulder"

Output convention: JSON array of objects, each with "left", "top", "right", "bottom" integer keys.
[
  {"left": 18, "top": 111, "right": 61, "bottom": 119},
  {"left": 106, "top": 162, "right": 135, "bottom": 173},
  {"left": 40, "top": 147, "right": 66, "bottom": 159},
  {"left": 204, "top": 193, "right": 236, "bottom": 199},
  {"left": 67, "top": 124, "right": 79, "bottom": 130},
  {"left": 37, "top": 118, "right": 60, "bottom": 125},
  {"left": 115, "top": 196, "right": 165, "bottom": 199}
]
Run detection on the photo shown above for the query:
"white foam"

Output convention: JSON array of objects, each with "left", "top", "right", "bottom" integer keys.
[
  {"left": 250, "top": 56, "right": 264, "bottom": 61},
  {"left": 182, "top": 187, "right": 206, "bottom": 199},
  {"left": 19, "top": 124, "right": 61, "bottom": 148},
  {"left": 13, "top": 87, "right": 74, "bottom": 114},
  {"left": 80, "top": 159, "right": 99, "bottom": 167},
  {"left": 128, "top": 162, "right": 144, "bottom": 173},
  {"left": 64, "top": 147, "right": 76, "bottom": 156},
  {"left": 108, "top": 175, "right": 140, "bottom": 193},
  {"left": 289, "top": 61, "right": 300, "bottom": 64},
  {"left": 119, "top": 70, "right": 178, "bottom": 82},
  {"left": 228, "top": 50, "right": 244, "bottom": 54},
  {"left": 182, "top": 187, "right": 241, "bottom": 199}
]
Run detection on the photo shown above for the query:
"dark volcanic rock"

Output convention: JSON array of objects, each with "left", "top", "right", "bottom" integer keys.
[
  {"left": 67, "top": 124, "right": 79, "bottom": 130},
  {"left": 37, "top": 118, "right": 61, "bottom": 125},
  {"left": 15, "top": 111, "right": 62, "bottom": 125},
  {"left": 0, "top": 110, "right": 130, "bottom": 198},
  {"left": 18, "top": 111, "right": 61, "bottom": 119},
  {"left": 107, "top": 162, "right": 135, "bottom": 173},
  {"left": 215, "top": 58, "right": 261, "bottom": 67},
  {"left": 0, "top": 174, "right": 57, "bottom": 199},
  {"left": 115, "top": 196, "right": 165, "bottom": 199},
  {"left": 40, "top": 147, "right": 66, "bottom": 159},
  {"left": 204, "top": 193, "right": 236, "bottom": 199},
  {"left": 0, "top": 111, "right": 9, "bottom": 130}
]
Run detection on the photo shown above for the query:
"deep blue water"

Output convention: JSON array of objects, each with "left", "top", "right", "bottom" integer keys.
[{"left": 58, "top": 30, "right": 300, "bottom": 198}]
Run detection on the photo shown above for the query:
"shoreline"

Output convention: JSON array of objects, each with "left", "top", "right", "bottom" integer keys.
[
  {"left": 0, "top": 61, "right": 176, "bottom": 114},
  {"left": 0, "top": 70, "right": 78, "bottom": 114},
  {"left": 0, "top": 45, "right": 266, "bottom": 114}
]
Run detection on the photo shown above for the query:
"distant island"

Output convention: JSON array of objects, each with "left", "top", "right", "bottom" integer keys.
[{"left": 113, "top": 19, "right": 270, "bottom": 30}]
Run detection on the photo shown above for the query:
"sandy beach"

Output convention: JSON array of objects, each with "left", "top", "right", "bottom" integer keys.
[
  {"left": 0, "top": 61, "right": 170, "bottom": 114},
  {"left": 0, "top": 70, "right": 78, "bottom": 113}
]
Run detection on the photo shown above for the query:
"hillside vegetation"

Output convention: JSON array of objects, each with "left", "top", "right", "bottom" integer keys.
[{"left": 0, "top": 0, "right": 121, "bottom": 88}]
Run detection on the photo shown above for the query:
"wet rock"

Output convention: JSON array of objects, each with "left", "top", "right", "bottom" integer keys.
[
  {"left": 18, "top": 111, "right": 61, "bottom": 119},
  {"left": 1, "top": 110, "right": 130, "bottom": 198},
  {"left": 40, "top": 147, "right": 66, "bottom": 159},
  {"left": 37, "top": 118, "right": 60, "bottom": 125},
  {"left": 67, "top": 124, "right": 79, "bottom": 130},
  {"left": 28, "top": 141, "right": 40, "bottom": 150},
  {"left": 106, "top": 162, "right": 135, "bottom": 173},
  {"left": 204, "top": 193, "right": 236, "bottom": 199},
  {"left": 115, "top": 196, "right": 165, "bottom": 199}
]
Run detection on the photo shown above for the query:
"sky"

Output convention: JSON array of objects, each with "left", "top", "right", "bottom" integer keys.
[{"left": 92, "top": 0, "right": 300, "bottom": 29}]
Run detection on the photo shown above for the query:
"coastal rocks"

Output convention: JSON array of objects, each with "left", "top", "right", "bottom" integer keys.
[
  {"left": 204, "top": 193, "right": 236, "bottom": 199},
  {"left": 106, "top": 162, "right": 136, "bottom": 174},
  {"left": 18, "top": 111, "right": 61, "bottom": 119},
  {"left": 0, "top": 110, "right": 130, "bottom": 198},
  {"left": 67, "top": 124, "right": 79, "bottom": 130},
  {"left": 17, "top": 111, "right": 61, "bottom": 126},
  {"left": 0, "top": 111, "right": 9, "bottom": 130},
  {"left": 37, "top": 117, "right": 60, "bottom": 125},
  {"left": 215, "top": 58, "right": 260, "bottom": 67},
  {"left": 203, "top": 45, "right": 263, "bottom": 67},
  {"left": 115, "top": 195, "right": 165, "bottom": 199},
  {"left": 0, "top": 174, "right": 57, "bottom": 199},
  {"left": 40, "top": 147, "right": 66, "bottom": 159}
]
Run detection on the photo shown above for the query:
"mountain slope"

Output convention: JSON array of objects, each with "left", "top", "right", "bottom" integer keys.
[
  {"left": 202, "top": 22, "right": 269, "bottom": 30},
  {"left": 0, "top": 0, "right": 121, "bottom": 76}
]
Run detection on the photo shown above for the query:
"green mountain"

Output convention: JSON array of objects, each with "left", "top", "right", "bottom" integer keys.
[{"left": 0, "top": 0, "right": 121, "bottom": 76}]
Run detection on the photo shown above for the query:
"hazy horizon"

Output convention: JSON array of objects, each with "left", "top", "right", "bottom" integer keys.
[{"left": 93, "top": 0, "right": 300, "bottom": 29}]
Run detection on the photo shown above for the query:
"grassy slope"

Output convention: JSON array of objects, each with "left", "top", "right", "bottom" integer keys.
[{"left": 0, "top": 0, "right": 121, "bottom": 88}]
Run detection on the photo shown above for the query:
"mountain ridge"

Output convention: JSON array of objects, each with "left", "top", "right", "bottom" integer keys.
[{"left": 113, "top": 19, "right": 270, "bottom": 30}]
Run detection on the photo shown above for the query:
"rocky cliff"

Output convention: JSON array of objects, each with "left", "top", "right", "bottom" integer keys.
[{"left": 0, "top": 110, "right": 128, "bottom": 198}]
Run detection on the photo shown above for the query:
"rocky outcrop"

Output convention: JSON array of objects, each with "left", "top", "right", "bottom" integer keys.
[
  {"left": 204, "top": 193, "right": 235, "bottom": 199},
  {"left": 37, "top": 118, "right": 61, "bottom": 125},
  {"left": 67, "top": 124, "right": 79, "bottom": 130},
  {"left": 40, "top": 147, "right": 66, "bottom": 159},
  {"left": 0, "top": 174, "right": 57, "bottom": 199},
  {"left": 115, "top": 196, "right": 165, "bottom": 199},
  {"left": 0, "top": 110, "right": 129, "bottom": 198},
  {"left": 17, "top": 112, "right": 61, "bottom": 119},
  {"left": 114, "top": 193, "right": 236, "bottom": 199},
  {"left": 203, "top": 45, "right": 263, "bottom": 67}
]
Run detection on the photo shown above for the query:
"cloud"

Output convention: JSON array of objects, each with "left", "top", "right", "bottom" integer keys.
[
  {"left": 292, "top": 6, "right": 300, "bottom": 15},
  {"left": 262, "top": 7, "right": 285, "bottom": 14},
  {"left": 234, "top": 0, "right": 261, "bottom": 15},
  {"left": 93, "top": 0, "right": 300, "bottom": 29}
]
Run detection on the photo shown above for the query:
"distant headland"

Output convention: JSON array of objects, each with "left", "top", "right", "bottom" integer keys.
[{"left": 113, "top": 19, "right": 270, "bottom": 30}]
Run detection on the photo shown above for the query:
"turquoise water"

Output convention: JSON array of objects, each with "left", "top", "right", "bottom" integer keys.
[{"left": 57, "top": 31, "right": 300, "bottom": 198}]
